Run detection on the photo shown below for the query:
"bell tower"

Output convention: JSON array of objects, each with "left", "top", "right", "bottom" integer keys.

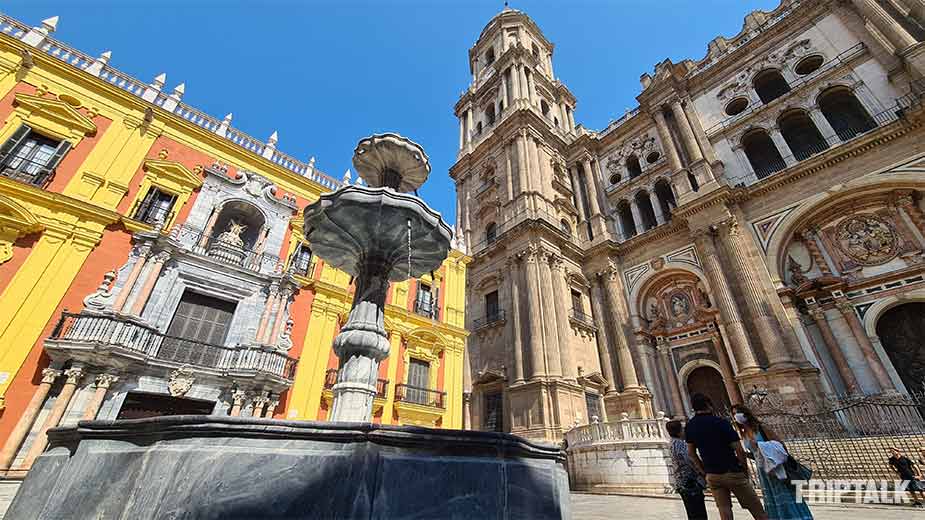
[{"left": 451, "top": 8, "right": 634, "bottom": 442}]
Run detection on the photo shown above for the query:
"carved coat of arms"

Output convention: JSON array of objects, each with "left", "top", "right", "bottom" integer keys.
[
  {"left": 834, "top": 215, "right": 898, "bottom": 266},
  {"left": 167, "top": 367, "right": 195, "bottom": 397}
]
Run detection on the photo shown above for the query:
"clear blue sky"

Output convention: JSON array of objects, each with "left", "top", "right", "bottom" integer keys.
[{"left": 5, "top": 0, "right": 779, "bottom": 222}]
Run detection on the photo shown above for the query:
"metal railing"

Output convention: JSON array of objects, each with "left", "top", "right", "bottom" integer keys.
[
  {"left": 169, "top": 224, "right": 281, "bottom": 274},
  {"left": 0, "top": 156, "right": 56, "bottom": 188},
  {"left": 564, "top": 416, "right": 670, "bottom": 450},
  {"left": 569, "top": 308, "right": 595, "bottom": 327},
  {"left": 413, "top": 299, "right": 437, "bottom": 320},
  {"left": 323, "top": 368, "right": 388, "bottom": 398},
  {"left": 473, "top": 309, "right": 506, "bottom": 329},
  {"left": 395, "top": 383, "right": 445, "bottom": 409},
  {"left": 50, "top": 312, "right": 297, "bottom": 379}
]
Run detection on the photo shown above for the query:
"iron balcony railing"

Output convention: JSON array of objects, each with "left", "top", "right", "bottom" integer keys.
[
  {"left": 413, "top": 299, "right": 437, "bottom": 320},
  {"left": 323, "top": 368, "right": 388, "bottom": 399},
  {"left": 569, "top": 308, "right": 596, "bottom": 328},
  {"left": 169, "top": 224, "right": 282, "bottom": 275},
  {"left": 395, "top": 384, "right": 446, "bottom": 409},
  {"left": 50, "top": 312, "right": 297, "bottom": 380},
  {"left": 0, "top": 156, "right": 57, "bottom": 188},
  {"left": 473, "top": 309, "right": 506, "bottom": 329}
]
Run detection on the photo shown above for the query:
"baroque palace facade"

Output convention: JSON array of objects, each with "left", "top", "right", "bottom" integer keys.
[
  {"left": 0, "top": 13, "right": 468, "bottom": 480},
  {"left": 454, "top": 0, "right": 925, "bottom": 441}
]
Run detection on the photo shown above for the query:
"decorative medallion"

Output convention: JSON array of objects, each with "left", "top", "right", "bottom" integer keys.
[
  {"left": 650, "top": 257, "right": 665, "bottom": 271},
  {"left": 167, "top": 366, "right": 195, "bottom": 397},
  {"left": 834, "top": 214, "right": 898, "bottom": 266}
]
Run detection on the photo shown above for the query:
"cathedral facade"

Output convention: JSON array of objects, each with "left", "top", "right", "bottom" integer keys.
[{"left": 453, "top": 0, "right": 925, "bottom": 442}]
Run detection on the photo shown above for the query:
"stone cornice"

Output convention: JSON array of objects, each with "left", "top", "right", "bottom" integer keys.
[{"left": 0, "top": 176, "right": 120, "bottom": 229}]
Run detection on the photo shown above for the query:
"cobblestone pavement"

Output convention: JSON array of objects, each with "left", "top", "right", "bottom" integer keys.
[{"left": 570, "top": 493, "right": 925, "bottom": 519}]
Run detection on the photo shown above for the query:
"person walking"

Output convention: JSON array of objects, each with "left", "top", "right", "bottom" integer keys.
[
  {"left": 888, "top": 447, "right": 925, "bottom": 506},
  {"left": 686, "top": 393, "right": 768, "bottom": 520},
  {"left": 732, "top": 404, "right": 814, "bottom": 519},
  {"left": 667, "top": 419, "right": 707, "bottom": 519}
]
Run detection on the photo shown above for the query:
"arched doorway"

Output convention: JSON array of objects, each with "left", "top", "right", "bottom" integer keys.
[
  {"left": 876, "top": 303, "right": 925, "bottom": 392},
  {"left": 686, "top": 365, "right": 732, "bottom": 414}
]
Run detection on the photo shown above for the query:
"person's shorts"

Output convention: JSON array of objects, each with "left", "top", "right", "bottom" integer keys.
[
  {"left": 706, "top": 472, "right": 765, "bottom": 514},
  {"left": 906, "top": 479, "right": 925, "bottom": 493}
]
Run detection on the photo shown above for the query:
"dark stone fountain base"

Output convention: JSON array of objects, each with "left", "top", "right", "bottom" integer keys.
[{"left": 8, "top": 416, "right": 570, "bottom": 519}]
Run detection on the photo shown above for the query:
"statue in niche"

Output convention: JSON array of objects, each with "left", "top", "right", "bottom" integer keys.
[
  {"left": 697, "top": 285, "right": 711, "bottom": 308},
  {"left": 648, "top": 300, "right": 662, "bottom": 321},
  {"left": 669, "top": 292, "right": 692, "bottom": 320},
  {"left": 787, "top": 256, "right": 808, "bottom": 286},
  {"left": 216, "top": 220, "right": 247, "bottom": 248}
]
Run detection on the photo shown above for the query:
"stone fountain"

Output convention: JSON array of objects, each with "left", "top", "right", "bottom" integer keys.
[{"left": 7, "top": 134, "right": 570, "bottom": 520}]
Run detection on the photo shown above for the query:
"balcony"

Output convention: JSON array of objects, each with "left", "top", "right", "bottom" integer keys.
[
  {"left": 45, "top": 312, "right": 297, "bottom": 389},
  {"left": 323, "top": 368, "right": 388, "bottom": 399},
  {"left": 413, "top": 299, "right": 437, "bottom": 320},
  {"left": 473, "top": 309, "right": 506, "bottom": 330},
  {"left": 169, "top": 223, "right": 281, "bottom": 275},
  {"left": 395, "top": 384, "right": 446, "bottom": 409},
  {"left": 569, "top": 309, "right": 597, "bottom": 332},
  {"left": 0, "top": 156, "right": 56, "bottom": 188}
]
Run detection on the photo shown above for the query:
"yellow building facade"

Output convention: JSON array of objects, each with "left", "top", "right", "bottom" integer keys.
[{"left": 0, "top": 13, "right": 468, "bottom": 480}]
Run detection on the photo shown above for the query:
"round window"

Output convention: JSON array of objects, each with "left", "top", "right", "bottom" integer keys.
[
  {"left": 609, "top": 174, "right": 622, "bottom": 185},
  {"left": 794, "top": 55, "right": 824, "bottom": 76},
  {"left": 725, "top": 97, "right": 749, "bottom": 116},
  {"left": 646, "top": 151, "right": 661, "bottom": 164}
]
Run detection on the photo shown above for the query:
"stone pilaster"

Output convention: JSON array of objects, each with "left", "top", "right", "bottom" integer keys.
[
  {"left": 550, "top": 256, "right": 576, "bottom": 381},
  {"left": 652, "top": 109, "right": 683, "bottom": 172},
  {"left": 524, "top": 244, "right": 546, "bottom": 379},
  {"left": 589, "top": 275, "right": 618, "bottom": 393},
  {"left": 505, "top": 256, "right": 526, "bottom": 382},
  {"left": 835, "top": 299, "right": 894, "bottom": 392},
  {"left": 807, "top": 305, "right": 859, "bottom": 392},
  {"left": 0, "top": 368, "right": 59, "bottom": 470},
  {"left": 657, "top": 341, "right": 685, "bottom": 417},
  {"left": 538, "top": 250, "right": 562, "bottom": 377},
  {"left": 229, "top": 389, "right": 247, "bottom": 417},
  {"left": 82, "top": 373, "right": 119, "bottom": 420},
  {"left": 22, "top": 366, "right": 83, "bottom": 468}
]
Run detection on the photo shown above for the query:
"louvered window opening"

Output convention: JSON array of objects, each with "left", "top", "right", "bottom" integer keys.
[{"left": 162, "top": 291, "right": 237, "bottom": 366}]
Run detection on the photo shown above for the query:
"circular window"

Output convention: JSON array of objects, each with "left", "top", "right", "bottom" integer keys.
[
  {"left": 725, "top": 97, "right": 749, "bottom": 116},
  {"left": 646, "top": 151, "right": 661, "bottom": 164},
  {"left": 609, "top": 174, "right": 622, "bottom": 185},
  {"left": 794, "top": 55, "right": 824, "bottom": 76}
]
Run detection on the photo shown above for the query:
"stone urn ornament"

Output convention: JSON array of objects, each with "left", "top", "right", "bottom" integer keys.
[{"left": 303, "top": 133, "right": 452, "bottom": 422}]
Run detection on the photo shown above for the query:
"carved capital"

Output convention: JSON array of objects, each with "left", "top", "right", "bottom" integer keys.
[
  {"left": 892, "top": 190, "right": 915, "bottom": 208},
  {"left": 807, "top": 305, "right": 826, "bottom": 322},
  {"left": 63, "top": 367, "right": 84, "bottom": 386},
  {"left": 152, "top": 250, "right": 171, "bottom": 264},
  {"left": 41, "top": 368, "right": 62, "bottom": 385},
  {"left": 231, "top": 389, "right": 248, "bottom": 406},
  {"left": 95, "top": 374, "right": 119, "bottom": 389},
  {"left": 834, "top": 299, "right": 855, "bottom": 316}
]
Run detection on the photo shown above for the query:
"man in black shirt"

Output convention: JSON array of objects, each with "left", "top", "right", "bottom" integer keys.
[
  {"left": 686, "top": 393, "right": 767, "bottom": 520},
  {"left": 888, "top": 447, "right": 925, "bottom": 506}
]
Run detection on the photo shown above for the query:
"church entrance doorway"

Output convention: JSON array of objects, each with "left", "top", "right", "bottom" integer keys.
[
  {"left": 686, "top": 365, "right": 731, "bottom": 414},
  {"left": 876, "top": 302, "right": 925, "bottom": 392}
]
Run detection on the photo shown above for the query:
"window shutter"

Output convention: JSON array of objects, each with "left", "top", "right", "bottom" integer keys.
[
  {"left": 35, "top": 140, "right": 71, "bottom": 186},
  {"left": 0, "top": 125, "right": 31, "bottom": 164},
  {"left": 135, "top": 188, "right": 157, "bottom": 221}
]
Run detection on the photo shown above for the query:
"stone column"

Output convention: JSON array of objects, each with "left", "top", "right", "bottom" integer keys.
[
  {"left": 551, "top": 257, "right": 576, "bottom": 381},
  {"left": 112, "top": 247, "right": 149, "bottom": 312},
  {"left": 524, "top": 246, "right": 546, "bottom": 379},
  {"left": 268, "top": 289, "right": 291, "bottom": 345},
  {"left": 836, "top": 299, "right": 894, "bottom": 391},
  {"left": 807, "top": 305, "right": 859, "bottom": 392},
  {"left": 458, "top": 116, "right": 465, "bottom": 150},
  {"left": 569, "top": 165, "right": 588, "bottom": 224},
  {"left": 568, "top": 108, "right": 576, "bottom": 130},
  {"left": 797, "top": 312, "right": 839, "bottom": 392},
  {"left": 733, "top": 146, "right": 758, "bottom": 179},
  {"left": 500, "top": 74, "right": 509, "bottom": 113},
  {"left": 710, "top": 333, "right": 743, "bottom": 404},
  {"left": 128, "top": 251, "right": 168, "bottom": 316},
  {"left": 538, "top": 252, "right": 562, "bottom": 378},
  {"left": 653, "top": 109, "right": 683, "bottom": 172},
  {"left": 0, "top": 368, "right": 60, "bottom": 470},
  {"left": 252, "top": 394, "right": 269, "bottom": 418},
  {"left": 901, "top": 0, "right": 925, "bottom": 24},
  {"left": 264, "top": 396, "right": 279, "bottom": 418},
  {"left": 526, "top": 68, "right": 536, "bottom": 106},
  {"left": 81, "top": 374, "right": 119, "bottom": 420},
  {"left": 466, "top": 109, "right": 474, "bottom": 145},
  {"left": 648, "top": 190, "right": 665, "bottom": 225},
  {"left": 693, "top": 230, "right": 761, "bottom": 374},
  {"left": 516, "top": 132, "right": 531, "bottom": 194},
  {"left": 602, "top": 266, "right": 641, "bottom": 389},
  {"left": 504, "top": 141, "right": 515, "bottom": 199},
  {"left": 808, "top": 108, "right": 841, "bottom": 146},
  {"left": 22, "top": 367, "right": 83, "bottom": 468},
  {"left": 682, "top": 97, "right": 718, "bottom": 165},
  {"left": 670, "top": 100, "right": 704, "bottom": 163},
  {"left": 768, "top": 127, "right": 797, "bottom": 167},
  {"left": 799, "top": 229, "right": 833, "bottom": 276},
  {"left": 852, "top": 0, "right": 917, "bottom": 50},
  {"left": 589, "top": 276, "right": 618, "bottom": 393},
  {"left": 657, "top": 342, "right": 685, "bottom": 416},
  {"left": 198, "top": 208, "right": 220, "bottom": 249},
  {"left": 255, "top": 286, "right": 279, "bottom": 343},
  {"left": 518, "top": 65, "right": 529, "bottom": 104},
  {"left": 720, "top": 219, "right": 793, "bottom": 368},
  {"left": 229, "top": 390, "right": 246, "bottom": 417},
  {"left": 580, "top": 157, "right": 601, "bottom": 216},
  {"left": 629, "top": 198, "right": 644, "bottom": 231},
  {"left": 507, "top": 257, "right": 526, "bottom": 382}
]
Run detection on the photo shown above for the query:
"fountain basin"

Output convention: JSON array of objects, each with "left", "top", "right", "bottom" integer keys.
[{"left": 8, "top": 416, "right": 570, "bottom": 519}]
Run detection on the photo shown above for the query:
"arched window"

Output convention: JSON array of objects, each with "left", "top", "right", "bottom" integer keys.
[
  {"left": 290, "top": 243, "right": 313, "bottom": 276},
  {"left": 541, "top": 100, "right": 550, "bottom": 117},
  {"left": 560, "top": 219, "right": 572, "bottom": 236},
  {"left": 485, "top": 222, "right": 497, "bottom": 244},
  {"left": 635, "top": 191, "right": 658, "bottom": 230},
  {"left": 742, "top": 129, "right": 786, "bottom": 179},
  {"left": 753, "top": 69, "right": 791, "bottom": 104},
  {"left": 778, "top": 109, "right": 828, "bottom": 161},
  {"left": 485, "top": 105, "right": 496, "bottom": 126},
  {"left": 616, "top": 201, "right": 637, "bottom": 240},
  {"left": 687, "top": 172, "right": 700, "bottom": 192},
  {"left": 818, "top": 87, "right": 876, "bottom": 141},
  {"left": 532, "top": 43, "right": 540, "bottom": 60},
  {"left": 484, "top": 47, "right": 495, "bottom": 66},
  {"left": 476, "top": 121, "right": 483, "bottom": 135},
  {"left": 654, "top": 179, "right": 676, "bottom": 220},
  {"left": 626, "top": 154, "right": 642, "bottom": 178}
]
